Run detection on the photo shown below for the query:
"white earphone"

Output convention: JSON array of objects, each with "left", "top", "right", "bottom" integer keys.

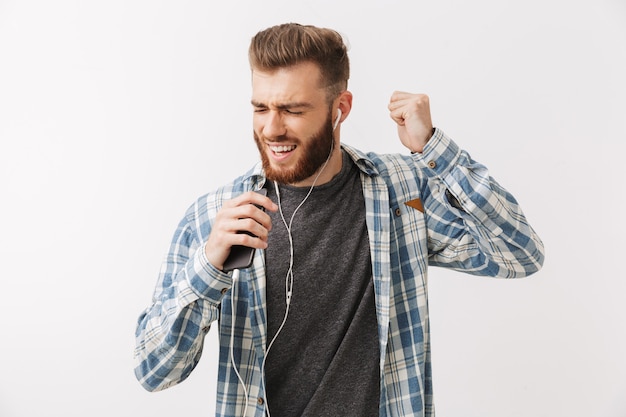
[
  {"left": 246, "top": 110, "right": 343, "bottom": 416},
  {"left": 333, "top": 108, "right": 342, "bottom": 130}
]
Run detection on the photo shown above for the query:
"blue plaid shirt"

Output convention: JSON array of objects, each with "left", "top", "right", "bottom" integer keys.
[{"left": 134, "top": 128, "right": 544, "bottom": 416}]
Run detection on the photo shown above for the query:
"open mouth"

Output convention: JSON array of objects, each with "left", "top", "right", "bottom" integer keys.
[
  {"left": 269, "top": 144, "right": 297, "bottom": 156},
  {"left": 270, "top": 144, "right": 296, "bottom": 153}
]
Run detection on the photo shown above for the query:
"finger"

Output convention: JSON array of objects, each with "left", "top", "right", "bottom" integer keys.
[
  {"left": 389, "top": 108, "right": 406, "bottom": 126},
  {"left": 389, "top": 90, "right": 413, "bottom": 103},
  {"left": 238, "top": 204, "right": 273, "bottom": 234},
  {"left": 228, "top": 191, "right": 278, "bottom": 213},
  {"left": 232, "top": 217, "right": 271, "bottom": 242},
  {"left": 205, "top": 207, "right": 271, "bottom": 268},
  {"left": 388, "top": 99, "right": 409, "bottom": 112},
  {"left": 388, "top": 94, "right": 412, "bottom": 112},
  {"left": 388, "top": 92, "right": 429, "bottom": 109}
]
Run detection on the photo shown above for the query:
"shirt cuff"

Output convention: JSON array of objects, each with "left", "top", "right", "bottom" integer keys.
[
  {"left": 185, "top": 242, "right": 232, "bottom": 304},
  {"left": 411, "top": 127, "right": 461, "bottom": 178}
]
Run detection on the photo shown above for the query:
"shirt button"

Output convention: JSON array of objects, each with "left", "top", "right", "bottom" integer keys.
[
  {"left": 394, "top": 208, "right": 402, "bottom": 217},
  {"left": 257, "top": 397, "right": 264, "bottom": 405},
  {"left": 427, "top": 160, "right": 437, "bottom": 169},
  {"left": 220, "top": 287, "right": 229, "bottom": 295}
]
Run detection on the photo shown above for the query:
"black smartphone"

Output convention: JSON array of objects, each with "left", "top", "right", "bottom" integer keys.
[{"left": 222, "top": 188, "right": 267, "bottom": 272}]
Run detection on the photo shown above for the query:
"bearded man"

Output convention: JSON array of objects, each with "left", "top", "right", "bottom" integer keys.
[{"left": 134, "top": 22, "right": 544, "bottom": 417}]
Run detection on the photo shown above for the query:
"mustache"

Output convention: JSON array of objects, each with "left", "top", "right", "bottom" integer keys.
[{"left": 253, "top": 131, "right": 300, "bottom": 144}]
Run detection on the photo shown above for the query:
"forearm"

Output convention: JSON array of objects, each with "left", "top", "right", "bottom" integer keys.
[
  {"left": 134, "top": 292, "right": 216, "bottom": 391},
  {"left": 418, "top": 129, "right": 544, "bottom": 277},
  {"left": 134, "top": 224, "right": 231, "bottom": 391}
]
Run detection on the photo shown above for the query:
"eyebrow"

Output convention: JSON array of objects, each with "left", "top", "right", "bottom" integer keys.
[{"left": 250, "top": 100, "right": 315, "bottom": 111}]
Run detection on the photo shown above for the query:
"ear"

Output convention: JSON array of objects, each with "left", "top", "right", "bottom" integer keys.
[{"left": 335, "top": 90, "right": 353, "bottom": 124}]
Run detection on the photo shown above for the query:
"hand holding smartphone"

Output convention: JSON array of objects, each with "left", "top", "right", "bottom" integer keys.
[{"left": 222, "top": 189, "right": 267, "bottom": 272}]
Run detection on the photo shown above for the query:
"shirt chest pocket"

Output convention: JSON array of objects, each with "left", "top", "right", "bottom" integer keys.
[{"left": 389, "top": 198, "right": 428, "bottom": 276}]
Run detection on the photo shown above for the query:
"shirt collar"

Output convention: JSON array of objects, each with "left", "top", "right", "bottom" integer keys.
[
  {"left": 340, "top": 143, "right": 380, "bottom": 177},
  {"left": 239, "top": 143, "right": 380, "bottom": 190}
]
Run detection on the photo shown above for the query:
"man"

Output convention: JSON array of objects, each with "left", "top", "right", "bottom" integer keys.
[{"left": 134, "top": 23, "right": 544, "bottom": 417}]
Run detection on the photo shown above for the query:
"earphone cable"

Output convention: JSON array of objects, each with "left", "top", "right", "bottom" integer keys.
[
  {"left": 230, "top": 269, "right": 250, "bottom": 416},
  {"left": 261, "top": 139, "right": 335, "bottom": 417}
]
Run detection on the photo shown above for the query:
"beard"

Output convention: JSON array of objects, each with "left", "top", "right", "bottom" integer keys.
[{"left": 254, "top": 110, "right": 335, "bottom": 185}]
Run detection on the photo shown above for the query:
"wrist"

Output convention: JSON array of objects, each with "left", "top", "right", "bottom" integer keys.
[{"left": 410, "top": 127, "right": 436, "bottom": 154}]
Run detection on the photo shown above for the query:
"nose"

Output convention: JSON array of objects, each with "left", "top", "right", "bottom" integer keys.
[{"left": 261, "top": 111, "right": 286, "bottom": 139}]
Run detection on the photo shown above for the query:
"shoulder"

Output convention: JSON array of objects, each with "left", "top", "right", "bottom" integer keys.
[
  {"left": 181, "top": 162, "right": 266, "bottom": 228},
  {"left": 341, "top": 143, "right": 421, "bottom": 182}
]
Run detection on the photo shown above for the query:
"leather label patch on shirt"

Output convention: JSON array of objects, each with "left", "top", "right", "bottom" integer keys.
[{"left": 404, "top": 198, "right": 424, "bottom": 213}]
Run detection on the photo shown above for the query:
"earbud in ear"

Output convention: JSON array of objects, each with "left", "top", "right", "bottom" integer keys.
[{"left": 333, "top": 109, "right": 342, "bottom": 130}]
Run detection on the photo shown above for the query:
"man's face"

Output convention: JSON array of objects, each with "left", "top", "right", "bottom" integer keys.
[{"left": 251, "top": 62, "right": 335, "bottom": 186}]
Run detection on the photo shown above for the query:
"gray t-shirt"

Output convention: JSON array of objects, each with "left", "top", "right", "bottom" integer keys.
[{"left": 264, "top": 150, "right": 380, "bottom": 417}]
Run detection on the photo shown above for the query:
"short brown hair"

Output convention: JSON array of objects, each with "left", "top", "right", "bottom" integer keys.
[{"left": 249, "top": 23, "right": 350, "bottom": 101}]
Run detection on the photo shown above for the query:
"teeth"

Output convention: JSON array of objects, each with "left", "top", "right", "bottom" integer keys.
[{"left": 270, "top": 145, "right": 296, "bottom": 153}]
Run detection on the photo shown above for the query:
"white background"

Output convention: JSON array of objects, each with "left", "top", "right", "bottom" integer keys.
[{"left": 1, "top": 0, "right": 625, "bottom": 416}]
